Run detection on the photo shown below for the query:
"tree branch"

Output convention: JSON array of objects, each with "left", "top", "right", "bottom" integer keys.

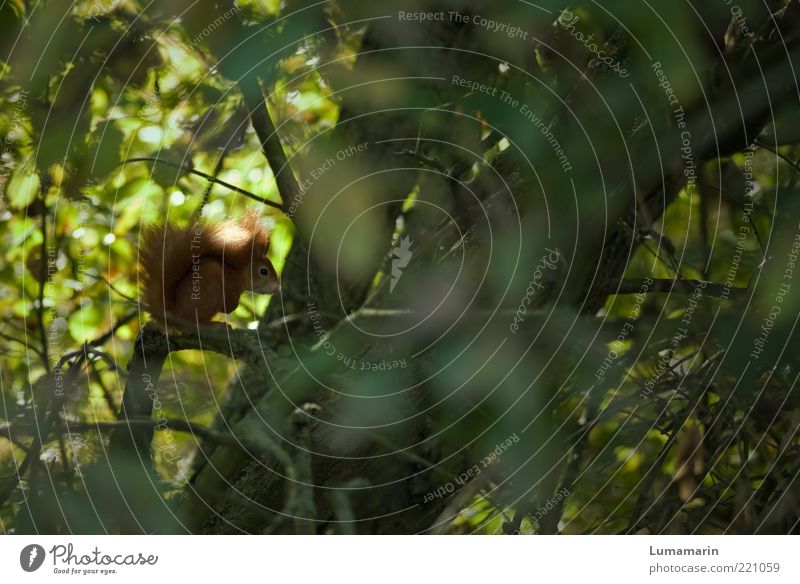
[
  {"left": 597, "top": 278, "right": 748, "bottom": 300},
  {"left": 109, "top": 323, "right": 275, "bottom": 461},
  {"left": 238, "top": 75, "right": 301, "bottom": 209},
  {"left": 119, "top": 157, "right": 283, "bottom": 211}
]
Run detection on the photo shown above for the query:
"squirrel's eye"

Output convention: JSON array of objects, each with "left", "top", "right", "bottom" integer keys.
[{"left": 259, "top": 267, "right": 269, "bottom": 276}]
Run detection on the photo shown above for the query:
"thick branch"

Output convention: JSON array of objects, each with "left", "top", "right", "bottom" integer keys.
[
  {"left": 109, "top": 323, "right": 274, "bottom": 461},
  {"left": 238, "top": 75, "right": 301, "bottom": 209}
]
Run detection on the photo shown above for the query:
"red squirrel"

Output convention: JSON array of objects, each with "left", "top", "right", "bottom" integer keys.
[{"left": 139, "top": 209, "right": 279, "bottom": 328}]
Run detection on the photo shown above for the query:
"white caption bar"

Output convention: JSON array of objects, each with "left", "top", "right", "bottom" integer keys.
[{"left": 0, "top": 535, "right": 797, "bottom": 582}]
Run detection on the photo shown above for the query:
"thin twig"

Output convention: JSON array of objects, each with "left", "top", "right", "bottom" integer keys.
[
  {"left": 598, "top": 278, "right": 747, "bottom": 300},
  {"left": 119, "top": 157, "right": 283, "bottom": 211},
  {"left": 36, "top": 180, "right": 51, "bottom": 373},
  {"left": 56, "top": 309, "right": 138, "bottom": 372},
  {"left": 199, "top": 151, "right": 228, "bottom": 213}
]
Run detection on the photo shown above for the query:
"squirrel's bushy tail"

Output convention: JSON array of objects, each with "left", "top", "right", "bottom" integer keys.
[
  {"left": 138, "top": 211, "right": 271, "bottom": 327},
  {"left": 139, "top": 219, "right": 205, "bottom": 325}
]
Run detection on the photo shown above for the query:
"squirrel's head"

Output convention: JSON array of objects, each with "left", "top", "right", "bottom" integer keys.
[
  {"left": 250, "top": 257, "right": 280, "bottom": 295},
  {"left": 242, "top": 210, "right": 280, "bottom": 295}
]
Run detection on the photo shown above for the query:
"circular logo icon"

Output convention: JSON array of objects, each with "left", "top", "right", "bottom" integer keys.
[{"left": 19, "top": 544, "right": 45, "bottom": 572}]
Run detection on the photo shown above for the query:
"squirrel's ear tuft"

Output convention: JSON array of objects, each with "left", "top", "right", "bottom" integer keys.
[
  {"left": 241, "top": 208, "right": 267, "bottom": 230},
  {"left": 240, "top": 208, "right": 259, "bottom": 229},
  {"left": 242, "top": 208, "right": 272, "bottom": 250}
]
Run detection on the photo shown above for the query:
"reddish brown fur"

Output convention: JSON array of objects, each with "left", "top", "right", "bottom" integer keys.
[{"left": 139, "top": 210, "right": 278, "bottom": 329}]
